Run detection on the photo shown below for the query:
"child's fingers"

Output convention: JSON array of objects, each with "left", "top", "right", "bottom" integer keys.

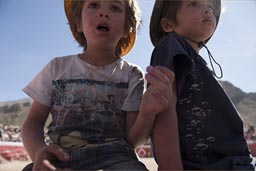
[
  {"left": 146, "top": 78, "right": 174, "bottom": 106},
  {"left": 42, "top": 159, "right": 57, "bottom": 171},
  {"left": 46, "top": 144, "right": 70, "bottom": 162},
  {"left": 145, "top": 66, "right": 176, "bottom": 105},
  {"left": 33, "top": 145, "right": 70, "bottom": 171},
  {"left": 143, "top": 86, "right": 170, "bottom": 114},
  {"left": 145, "top": 73, "right": 171, "bottom": 95},
  {"left": 146, "top": 66, "right": 174, "bottom": 87},
  {"left": 146, "top": 66, "right": 168, "bottom": 85},
  {"left": 145, "top": 75, "right": 169, "bottom": 98},
  {"left": 152, "top": 89, "right": 169, "bottom": 105},
  {"left": 33, "top": 158, "right": 56, "bottom": 171},
  {"left": 155, "top": 66, "right": 175, "bottom": 82}
]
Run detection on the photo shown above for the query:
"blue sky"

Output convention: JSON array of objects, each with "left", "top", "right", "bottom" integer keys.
[{"left": 0, "top": 0, "right": 256, "bottom": 102}]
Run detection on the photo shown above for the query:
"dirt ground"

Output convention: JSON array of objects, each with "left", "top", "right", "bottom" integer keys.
[{"left": 0, "top": 158, "right": 158, "bottom": 171}]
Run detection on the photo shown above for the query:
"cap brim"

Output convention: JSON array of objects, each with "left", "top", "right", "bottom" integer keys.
[
  {"left": 150, "top": 1, "right": 165, "bottom": 46},
  {"left": 64, "top": 0, "right": 81, "bottom": 45}
]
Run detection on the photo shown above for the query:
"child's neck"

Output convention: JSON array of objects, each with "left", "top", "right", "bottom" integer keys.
[
  {"left": 172, "top": 32, "right": 200, "bottom": 53},
  {"left": 185, "top": 39, "right": 200, "bottom": 53},
  {"left": 79, "top": 48, "right": 119, "bottom": 67}
]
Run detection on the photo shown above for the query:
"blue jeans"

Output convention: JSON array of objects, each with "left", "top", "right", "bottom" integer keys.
[{"left": 23, "top": 139, "right": 147, "bottom": 170}]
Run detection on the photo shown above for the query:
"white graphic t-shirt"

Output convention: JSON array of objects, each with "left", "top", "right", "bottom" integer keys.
[{"left": 23, "top": 54, "right": 144, "bottom": 148}]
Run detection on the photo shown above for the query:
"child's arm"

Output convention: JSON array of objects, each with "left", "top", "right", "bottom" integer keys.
[
  {"left": 21, "top": 101, "right": 70, "bottom": 170},
  {"left": 21, "top": 101, "right": 50, "bottom": 160},
  {"left": 125, "top": 110, "right": 155, "bottom": 148},
  {"left": 153, "top": 83, "right": 183, "bottom": 170},
  {"left": 126, "top": 66, "right": 175, "bottom": 148}
]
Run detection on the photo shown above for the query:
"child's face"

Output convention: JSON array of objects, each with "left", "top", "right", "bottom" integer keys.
[
  {"left": 78, "top": 0, "right": 126, "bottom": 52},
  {"left": 172, "top": 0, "right": 217, "bottom": 43}
]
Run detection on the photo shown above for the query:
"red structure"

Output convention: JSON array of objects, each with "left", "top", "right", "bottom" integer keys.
[
  {"left": 247, "top": 141, "right": 256, "bottom": 157},
  {"left": 0, "top": 142, "right": 30, "bottom": 162},
  {"left": 135, "top": 145, "right": 153, "bottom": 158}
]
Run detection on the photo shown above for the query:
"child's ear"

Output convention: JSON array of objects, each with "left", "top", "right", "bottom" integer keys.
[{"left": 161, "top": 17, "right": 175, "bottom": 32}]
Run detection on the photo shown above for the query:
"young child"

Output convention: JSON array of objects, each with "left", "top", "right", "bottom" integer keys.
[
  {"left": 21, "top": 0, "right": 175, "bottom": 170},
  {"left": 149, "top": 0, "right": 255, "bottom": 170}
]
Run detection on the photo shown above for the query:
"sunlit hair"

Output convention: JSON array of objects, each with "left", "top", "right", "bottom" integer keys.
[{"left": 65, "top": 0, "right": 141, "bottom": 56}]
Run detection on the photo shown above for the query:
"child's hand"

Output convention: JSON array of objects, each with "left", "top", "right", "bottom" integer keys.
[
  {"left": 141, "top": 66, "right": 175, "bottom": 116},
  {"left": 33, "top": 144, "right": 70, "bottom": 171}
]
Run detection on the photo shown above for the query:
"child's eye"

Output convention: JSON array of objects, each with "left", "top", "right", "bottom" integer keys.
[
  {"left": 88, "top": 2, "right": 98, "bottom": 9},
  {"left": 188, "top": 1, "right": 198, "bottom": 7},
  {"left": 111, "top": 5, "right": 122, "bottom": 13},
  {"left": 207, "top": 4, "right": 214, "bottom": 10}
]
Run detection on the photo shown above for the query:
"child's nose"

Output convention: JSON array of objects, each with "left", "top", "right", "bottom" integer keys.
[
  {"left": 203, "top": 6, "right": 213, "bottom": 15},
  {"left": 99, "top": 13, "right": 109, "bottom": 18}
]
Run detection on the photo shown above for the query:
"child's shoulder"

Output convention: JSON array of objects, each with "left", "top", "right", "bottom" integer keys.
[
  {"left": 41, "top": 54, "right": 79, "bottom": 72},
  {"left": 52, "top": 54, "right": 77, "bottom": 62},
  {"left": 46, "top": 54, "right": 78, "bottom": 66},
  {"left": 120, "top": 59, "right": 144, "bottom": 73}
]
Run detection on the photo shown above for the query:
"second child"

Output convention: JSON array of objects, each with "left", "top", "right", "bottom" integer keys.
[{"left": 149, "top": 0, "right": 254, "bottom": 170}]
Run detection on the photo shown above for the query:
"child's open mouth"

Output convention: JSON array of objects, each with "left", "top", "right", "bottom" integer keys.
[{"left": 97, "top": 24, "right": 109, "bottom": 32}]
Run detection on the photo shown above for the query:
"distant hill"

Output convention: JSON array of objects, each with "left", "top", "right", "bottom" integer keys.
[
  {"left": 0, "top": 81, "right": 255, "bottom": 130},
  {"left": 0, "top": 98, "right": 32, "bottom": 126},
  {"left": 220, "top": 81, "right": 256, "bottom": 129}
]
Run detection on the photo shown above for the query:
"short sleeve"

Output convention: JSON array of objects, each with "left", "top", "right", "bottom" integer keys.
[
  {"left": 23, "top": 60, "right": 55, "bottom": 107},
  {"left": 150, "top": 34, "right": 193, "bottom": 82},
  {"left": 121, "top": 66, "right": 145, "bottom": 112}
]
